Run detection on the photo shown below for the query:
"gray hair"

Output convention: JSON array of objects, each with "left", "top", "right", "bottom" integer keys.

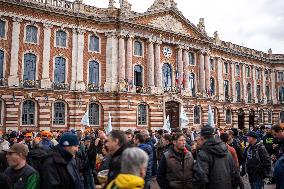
[
  {"left": 140, "top": 129, "right": 150, "bottom": 137},
  {"left": 121, "top": 147, "right": 149, "bottom": 176}
]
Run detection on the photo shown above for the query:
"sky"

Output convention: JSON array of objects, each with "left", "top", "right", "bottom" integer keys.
[{"left": 75, "top": 0, "right": 284, "bottom": 54}]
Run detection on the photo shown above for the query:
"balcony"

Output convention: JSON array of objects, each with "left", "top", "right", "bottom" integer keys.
[
  {"left": 267, "top": 100, "right": 273, "bottom": 105},
  {"left": 88, "top": 84, "right": 101, "bottom": 92},
  {"left": 52, "top": 82, "right": 70, "bottom": 90},
  {"left": 225, "top": 96, "right": 232, "bottom": 102},
  {"left": 20, "top": 80, "right": 40, "bottom": 88},
  {"left": 163, "top": 87, "right": 179, "bottom": 93},
  {"left": 0, "top": 78, "right": 8, "bottom": 87}
]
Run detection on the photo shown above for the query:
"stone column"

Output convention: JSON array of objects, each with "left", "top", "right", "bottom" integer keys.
[
  {"left": 118, "top": 35, "right": 126, "bottom": 82},
  {"left": 126, "top": 35, "right": 133, "bottom": 84},
  {"left": 147, "top": 39, "right": 155, "bottom": 88},
  {"left": 41, "top": 22, "right": 52, "bottom": 89},
  {"left": 217, "top": 57, "right": 224, "bottom": 101},
  {"left": 204, "top": 54, "right": 210, "bottom": 92},
  {"left": 76, "top": 29, "right": 85, "bottom": 91},
  {"left": 242, "top": 64, "right": 247, "bottom": 103},
  {"left": 199, "top": 52, "right": 205, "bottom": 93},
  {"left": 8, "top": 17, "right": 22, "bottom": 87},
  {"left": 155, "top": 41, "right": 162, "bottom": 92},
  {"left": 183, "top": 50, "right": 190, "bottom": 92},
  {"left": 262, "top": 69, "right": 267, "bottom": 103},
  {"left": 104, "top": 32, "right": 118, "bottom": 92},
  {"left": 231, "top": 62, "right": 236, "bottom": 102},
  {"left": 177, "top": 46, "right": 183, "bottom": 87},
  {"left": 271, "top": 70, "right": 277, "bottom": 104}
]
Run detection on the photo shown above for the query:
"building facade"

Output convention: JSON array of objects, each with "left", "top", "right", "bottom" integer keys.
[{"left": 0, "top": 0, "right": 283, "bottom": 131}]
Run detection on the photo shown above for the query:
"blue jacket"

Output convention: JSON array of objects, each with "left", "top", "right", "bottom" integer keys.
[
  {"left": 145, "top": 138, "right": 157, "bottom": 176},
  {"left": 274, "top": 155, "right": 284, "bottom": 189},
  {"left": 138, "top": 143, "right": 153, "bottom": 182}
]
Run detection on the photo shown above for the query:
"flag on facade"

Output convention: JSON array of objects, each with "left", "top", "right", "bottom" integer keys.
[
  {"left": 106, "top": 112, "right": 113, "bottom": 135},
  {"left": 208, "top": 105, "right": 215, "bottom": 128},
  {"left": 180, "top": 106, "right": 189, "bottom": 129},
  {"left": 163, "top": 115, "right": 171, "bottom": 133},
  {"left": 81, "top": 112, "right": 90, "bottom": 127},
  {"left": 175, "top": 71, "right": 179, "bottom": 86}
]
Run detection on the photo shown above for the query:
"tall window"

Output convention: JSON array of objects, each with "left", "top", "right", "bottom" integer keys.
[
  {"left": 256, "top": 69, "right": 260, "bottom": 80},
  {"left": 246, "top": 66, "right": 251, "bottom": 77},
  {"left": 265, "top": 70, "right": 269, "bottom": 80},
  {"left": 56, "top": 30, "right": 67, "bottom": 47},
  {"left": 162, "top": 63, "right": 172, "bottom": 88},
  {"left": 0, "top": 100, "right": 3, "bottom": 125},
  {"left": 89, "top": 35, "right": 100, "bottom": 52},
  {"left": 224, "top": 62, "right": 229, "bottom": 74},
  {"left": 134, "top": 65, "right": 143, "bottom": 87},
  {"left": 266, "top": 86, "right": 270, "bottom": 100},
  {"left": 247, "top": 83, "right": 252, "bottom": 102},
  {"left": 194, "top": 106, "right": 201, "bottom": 124},
  {"left": 26, "top": 25, "right": 38, "bottom": 43},
  {"left": 278, "top": 71, "right": 284, "bottom": 81},
  {"left": 134, "top": 41, "right": 143, "bottom": 56},
  {"left": 236, "top": 82, "right": 241, "bottom": 102},
  {"left": 23, "top": 53, "right": 36, "bottom": 81},
  {"left": 256, "top": 85, "right": 261, "bottom": 102},
  {"left": 189, "top": 52, "right": 195, "bottom": 65},
  {"left": 53, "top": 102, "right": 65, "bottom": 125},
  {"left": 54, "top": 57, "right": 66, "bottom": 83},
  {"left": 280, "top": 111, "right": 284, "bottom": 123},
  {"left": 138, "top": 104, "right": 147, "bottom": 125},
  {"left": 89, "top": 103, "right": 99, "bottom": 125},
  {"left": 210, "top": 59, "right": 214, "bottom": 71},
  {"left": 0, "top": 50, "right": 3, "bottom": 79},
  {"left": 89, "top": 61, "right": 99, "bottom": 86},
  {"left": 22, "top": 100, "right": 35, "bottom": 125},
  {"left": 279, "top": 86, "right": 284, "bottom": 102},
  {"left": 268, "top": 110, "right": 272, "bottom": 124},
  {"left": 210, "top": 77, "right": 215, "bottom": 96},
  {"left": 235, "top": 64, "right": 240, "bottom": 76},
  {"left": 226, "top": 109, "right": 232, "bottom": 124},
  {"left": 259, "top": 109, "right": 264, "bottom": 123},
  {"left": 224, "top": 80, "right": 229, "bottom": 99},
  {"left": 189, "top": 73, "right": 196, "bottom": 96},
  {"left": 0, "top": 20, "right": 5, "bottom": 38}
]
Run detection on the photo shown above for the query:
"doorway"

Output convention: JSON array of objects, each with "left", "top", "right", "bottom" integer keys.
[{"left": 165, "top": 101, "right": 180, "bottom": 129}]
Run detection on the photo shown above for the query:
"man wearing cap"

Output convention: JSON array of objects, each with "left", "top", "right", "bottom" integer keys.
[
  {"left": 3, "top": 143, "right": 40, "bottom": 189},
  {"left": 39, "top": 131, "right": 54, "bottom": 152},
  {"left": 193, "top": 125, "right": 241, "bottom": 189},
  {"left": 40, "top": 132, "right": 83, "bottom": 189},
  {"left": 241, "top": 131, "right": 271, "bottom": 189},
  {"left": 24, "top": 133, "right": 33, "bottom": 150}
]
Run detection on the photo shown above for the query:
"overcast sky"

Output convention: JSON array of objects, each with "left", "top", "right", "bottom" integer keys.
[{"left": 77, "top": 0, "right": 284, "bottom": 54}]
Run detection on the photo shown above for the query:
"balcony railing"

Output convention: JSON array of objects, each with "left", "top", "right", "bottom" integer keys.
[
  {"left": 25, "top": 0, "right": 74, "bottom": 10},
  {"left": 52, "top": 82, "right": 70, "bottom": 90},
  {"left": 88, "top": 84, "right": 101, "bottom": 92},
  {"left": 0, "top": 78, "right": 8, "bottom": 86},
  {"left": 20, "top": 80, "right": 40, "bottom": 88},
  {"left": 267, "top": 100, "right": 273, "bottom": 104},
  {"left": 163, "top": 87, "right": 179, "bottom": 93}
]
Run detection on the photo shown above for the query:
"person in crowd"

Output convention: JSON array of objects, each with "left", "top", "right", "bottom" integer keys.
[
  {"left": 106, "top": 147, "right": 149, "bottom": 189},
  {"left": 274, "top": 154, "right": 284, "bottom": 189},
  {"left": 98, "top": 143, "right": 111, "bottom": 172},
  {"left": 0, "top": 134, "right": 9, "bottom": 151},
  {"left": 39, "top": 131, "right": 54, "bottom": 152},
  {"left": 8, "top": 132, "right": 17, "bottom": 146},
  {"left": 262, "top": 125, "right": 276, "bottom": 156},
  {"left": 241, "top": 131, "right": 271, "bottom": 189},
  {"left": 23, "top": 132, "right": 33, "bottom": 150},
  {"left": 155, "top": 130, "right": 165, "bottom": 162},
  {"left": 271, "top": 124, "right": 284, "bottom": 160},
  {"left": 125, "top": 129, "right": 134, "bottom": 146},
  {"left": 227, "top": 129, "right": 244, "bottom": 166},
  {"left": 27, "top": 137, "right": 48, "bottom": 172},
  {"left": 220, "top": 132, "right": 239, "bottom": 168},
  {"left": 40, "top": 132, "right": 83, "bottom": 189},
  {"left": 105, "top": 130, "right": 128, "bottom": 184},
  {"left": 193, "top": 125, "right": 240, "bottom": 189},
  {"left": 4, "top": 143, "right": 40, "bottom": 189},
  {"left": 157, "top": 132, "right": 194, "bottom": 189},
  {"left": 134, "top": 133, "right": 153, "bottom": 189}
]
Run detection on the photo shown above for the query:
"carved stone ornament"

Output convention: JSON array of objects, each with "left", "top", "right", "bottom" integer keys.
[
  {"left": 148, "top": 0, "right": 177, "bottom": 11},
  {"left": 149, "top": 15, "right": 187, "bottom": 34}
]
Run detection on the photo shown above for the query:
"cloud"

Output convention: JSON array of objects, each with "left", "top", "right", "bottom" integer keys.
[{"left": 75, "top": 0, "right": 284, "bottom": 53}]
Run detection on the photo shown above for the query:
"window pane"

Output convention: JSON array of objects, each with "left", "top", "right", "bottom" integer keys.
[
  {"left": 266, "top": 86, "right": 270, "bottom": 100},
  {"left": 0, "top": 50, "right": 3, "bottom": 78},
  {"left": 257, "top": 85, "right": 261, "bottom": 101},
  {"left": 235, "top": 65, "right": 240, "bottom": 76},
  {"left": 194, "top": 106, "right": 200, "bottom": 124},
  {"left": 210, "top": 77, "right": 215, "bottom": 96},
  {"left": 56, "top": 30, "right": 67, "bottom": 47},
  {"left": 224, "top": 63, "right": 228, "bottom": 74},
  {"left": 163, "top": 64, "right": 172, "bottom": 88},
  {"left": 0, "top": 20, "right": 5, "bottom": 38},
  {"left": 23, "top": 53, "right": 36, "bottom": 81},
  {"left": 226, "top": 109, "right": 231, "bottom": 124},
  {"left": 134, "top": 41, "right": 142, "bottom": 56},
  {"left": 279, "top": 86, "right": 284, "bottom": 101},
  {"left": 26, "top": 25, "right": 38, "bottom": 43},
  {"left": 189, "top": 73, "right": 195, "bottom": 96},
  {"left": 236, "top": 82, "right": 241, "bottom": 102},
  {"left": 224, "top": 80, "right": 229, "bottom": 99},
  {"left": 54, "top": 57, "right": 66, "bottom": 83},
  {"left": 134, "top": 65, "right": 143, "bottom": 87},
  {"left": 189, "top": 53, "right": 195, "bottom": 65},
  {"left": 22, "top": 100, "right": 35, "bottom": 125},
  {"left": 210, "top": 59, "right": 214, "bottom": 71},
  {"left": 278, "top": 72, "right": 284, "bottom": 81},
  {"left": 247, "top": 83, "right": 252, "bottom": 102},
  {"left": 89, "top": 61, "right": 99, "bottom": 85},
  {"left": 53, "top": 102, "right": 65, "bottom": 125},
  {"left": 138, "top": 104, "right": 147, "bottom": 125},
  {"left": 89, "top": 103, "right": 99, "bottom": 125}
]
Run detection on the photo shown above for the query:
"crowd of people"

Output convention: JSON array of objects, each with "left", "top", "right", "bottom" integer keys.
[{"left": 0, "top": 124, "right": 283, "bottom": 189}]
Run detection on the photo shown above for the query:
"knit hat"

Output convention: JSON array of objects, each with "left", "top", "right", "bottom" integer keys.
[
  {"left": 59, "top": 132, "right": 79, "bottom": 147},
  {"left": 200, "top": 125, "right": 215, "bottom": 137},
  {"left": 246, "top": 131, "right": 259, "bottom": 139}
]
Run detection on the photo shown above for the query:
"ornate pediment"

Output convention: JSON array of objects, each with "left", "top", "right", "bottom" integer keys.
[{"left": 149, "top": 15, "right": 188, "bottom": 34}]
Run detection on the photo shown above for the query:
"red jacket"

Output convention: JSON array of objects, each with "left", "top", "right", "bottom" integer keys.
[{"left": 226, "top": 144, "right": 239, "bottom": 168}]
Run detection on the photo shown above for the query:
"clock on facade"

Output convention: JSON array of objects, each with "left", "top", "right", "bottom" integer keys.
[{"left": 163, "top": 46, "right": 172, "bottom": 58}]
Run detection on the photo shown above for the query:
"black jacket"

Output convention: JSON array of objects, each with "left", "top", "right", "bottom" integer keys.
[
  {"left": 28, "top": 147, "right": 48, "bottom": 172},
  {"left": 193, "top": 138, "right": 240, "bottom": 189},
  {"left": 107, "top": 145, "right": 126, "bottom": 183}
]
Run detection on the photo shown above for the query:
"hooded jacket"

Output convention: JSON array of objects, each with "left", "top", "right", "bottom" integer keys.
[
  {"left": 28, "top": 147, "right": 48, "bottom": 172},
  {"left": 106, "top": 174, "right": 144, "bottom": 189},
  {"left": 274, "top": 155, "right": 284, "bottom": 189},
  {"left": 193, "top": 138, "right": 240, "bottom": 189},
  {"left": 137, "top": 143, "right": 153, "bottom": 182}
]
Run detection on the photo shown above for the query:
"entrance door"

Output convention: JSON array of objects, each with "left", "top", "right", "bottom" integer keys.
[
  {"left": 165, "top": 101, "right": 180, "bottom": 129},
  {"left": 249, "top": 109, "right": 255, "bottom": 130},
  {"left": 238, "top": 109, "right": 245, "bottom": 130}
]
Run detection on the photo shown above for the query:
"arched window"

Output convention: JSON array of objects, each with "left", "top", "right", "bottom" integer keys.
[
  {"left": 226, "top": 109, "right": 232, "bottom": 124},
  {"left": 134, "top": 65, "right": 143, "bottom": 87},
  {"left": 224, "top": 80, "right": 229, "bottom": 99},
  {"left": 247, "top": 83, "right": 252, "bottom": 102},
  {"left": 236, "top": 82, "right": 241, "bottom": 102},
  {"left": 189, "top": 52, "right": 195, "bottom": 65},
  {"left": 210, "top": 77, "right": 215, "bottom": 96},
  {"left": 89, "top": 61, "right": 99, "bottom": 86},
  {"left": 189, "top": 73, "right": 196, "bottom": 96},
  {"left": 194, "top": 106, "right": 201, "bottom": 124},
  {"left": 266, "top": 86, "right": 270, "bottom": 100},
  {"left": 26, "top": 25, "right": 38, "bottom": 43},
  {"left": 53, "top": 102, "right": 65, "bottom": 125},
  {"left": 280, "top": 111, "right": 284, "bottom": 123},
  {"left": 256, "top": 85, "right": 261, "bottom": 102},
  {"left": 162, "top": 63, "right": 172, "bottom": 88},
  {"left": 268, "top": 110, "right": 272, "bottom": 124},
  {"left": 279, "top": 86, "right": 284, "bottom": 102},
  {"left": 56, "top": 30, "right": 67, "bottom": 47},
  {"left": 22, "top": 100, "right": 35, "bottom": 125},
  {"left": 89, "top": 103, "right": 99, "bottom": 125},
  {"left": 54, "top": 57, "right": 66, "bottom": 83},
  {"left": 134, "top": 41, "right": 143, "bottom": 56},
  {"left": 0, "top": 50, "right": 3, "bottom": 79},
  {"left": 89, "top": 35, "right": 100, "bottom": 52},
  {"left": 23, "top": 53, "right": 36, "bottom": 81},
  {"left": 259, "top": 109, "right": 264, "bottom": 123},
  {"left": 235, "top": 64, "right": 240, "bottom": 76},
  {"left": 138, "top": 104, "right": 147, "bottom": 125},
  {"left": 0, "top": 20, "right": 5, "bottom": 38}
]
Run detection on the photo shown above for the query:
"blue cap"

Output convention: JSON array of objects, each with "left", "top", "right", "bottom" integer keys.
[
  {"left": 59, "top": 132, "right": 79, "bottom": 147},
  {"left": 246, "top": 131, "right": 259, "bottom": 139}
]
